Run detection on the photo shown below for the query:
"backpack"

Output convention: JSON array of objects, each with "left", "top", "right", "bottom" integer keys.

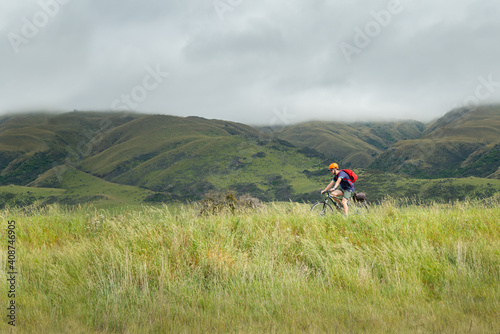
[
  {"left": 353, "top": 192, "right": 366, "bottom": 202},
  {"left": 342, "top": 169, "right": 357, "bottom": 183}
]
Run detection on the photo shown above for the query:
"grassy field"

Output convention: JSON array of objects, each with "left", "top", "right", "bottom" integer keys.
[
  {"left": 1, "top": 198, "right": 500, "bottom": 333},
  {"left": 0, "top": 167, "right": 157, "bottom": 209}
]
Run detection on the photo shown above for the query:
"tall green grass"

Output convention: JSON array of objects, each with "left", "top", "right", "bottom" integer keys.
[{"left": 1, "top": 198, "right": 499, "bottom": 333}]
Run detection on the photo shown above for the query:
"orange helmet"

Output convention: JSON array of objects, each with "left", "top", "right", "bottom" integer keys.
[{"left": 328, "top": 163, "right": 339, "bottom": 170}]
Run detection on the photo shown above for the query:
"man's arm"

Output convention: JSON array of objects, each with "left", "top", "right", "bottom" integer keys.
[
  {"left": 332, "top": 177, "right": 342, "bottom": 190},
  {"left": 321, "top": 180, "right": 336, "bottom": 194},
  {"left": 324, "top": 177, "right": 343, "bottom": 193}
]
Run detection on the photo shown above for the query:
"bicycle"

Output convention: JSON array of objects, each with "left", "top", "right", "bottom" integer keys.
[{"left": 310, "top": 191, "right": 369, "bottom": 216}]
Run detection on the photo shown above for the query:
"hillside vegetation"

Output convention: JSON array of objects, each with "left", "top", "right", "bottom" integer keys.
[
  {"left": 275, "top": 120, "right": 424, "bottom": 167},
  {"left": 370, "top": 106, "right": 500, "bottom": 178},
  {"left": 77, "top": 115, "right": 326, "bottom": 201},
  {"left": 1, "top": 106, "right": 499, "bottom": 206},
  {"left": 275, "top": 106, "right": 500, "bottom": 179},
  {"left": 0, "top": 166, "right": 156, "bottom": 209},
  {"left": 0, "top": 112, "right": 327, "bottom": 202},
  {"left": 0, "top": 112, "right": 141, "bottom": 185},
  {"left": 1, "top": 200, "right": 499, "bottom": 333}
]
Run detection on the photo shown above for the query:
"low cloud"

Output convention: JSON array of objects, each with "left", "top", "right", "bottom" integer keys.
[{"left": 1, "top": 0, "right": 499, "bottom": 125}]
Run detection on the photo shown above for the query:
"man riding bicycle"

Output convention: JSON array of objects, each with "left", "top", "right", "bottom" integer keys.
[{"left": 320, "top": 163, "right": 354, "bottom": 216}]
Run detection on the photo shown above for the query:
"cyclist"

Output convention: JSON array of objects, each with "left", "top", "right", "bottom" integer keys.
[{"left": 320, "top": 163, "right": 354, "bottom": 216}]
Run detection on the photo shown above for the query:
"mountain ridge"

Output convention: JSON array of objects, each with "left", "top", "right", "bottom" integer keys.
[
  {"left": 0, "top": 106, "right": 499, "bottom": 205},
  {"left": 369, "top": 105, "right": 500, "bottom": 178}
]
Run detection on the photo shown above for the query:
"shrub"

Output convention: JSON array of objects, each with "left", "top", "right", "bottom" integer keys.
[
  {"left": 198, "top": 190, "right": 261, "bottom": 214},
  {"left": 238, "top": 193, "right": 262, "bottom": 209}
]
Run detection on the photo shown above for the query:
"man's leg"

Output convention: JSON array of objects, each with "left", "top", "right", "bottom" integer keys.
[
  {"left": 342, "top": 191, "right": 354, "bottom": 216},
  {"left": 330, "top": 189, "right": 343, "bottom": 205},
  {"left": 342, "top": 197, "right": 349, "bottom": 216}
]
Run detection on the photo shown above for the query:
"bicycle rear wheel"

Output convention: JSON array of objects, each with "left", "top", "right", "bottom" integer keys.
[{"left": 310, "top": 201, "right": 334, "bottom": 216}]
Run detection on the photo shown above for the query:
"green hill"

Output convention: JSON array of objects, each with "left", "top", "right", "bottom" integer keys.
[
  {"left": 0, "top": 166, "right": 156, "bottom": 208},
  {"left": 370, "top": 106, "right": 500, "bottom": 178},
  {"left": 0, "top": 108, "right": 499, "bottom": 206},
  {"left": 0, "top": 112, "right": 328, "bottom": 203},
  {"left": 74, "top": 114, "right": 329, "bottom": 201},
  {"left": 274, "top": 120, "right": 424, "bottom": 167},
  {"left": 0, "top": 111, "right": 142, "bottom": 185},
  {"left": 274, "top": 106, "right": 500, "bottom": 180}
]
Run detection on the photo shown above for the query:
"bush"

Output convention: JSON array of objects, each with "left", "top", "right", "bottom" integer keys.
[
  {"left": 198, "top": 190, "right": 261, "bottom": 214},
  {"left": 238, "top": 193, "right": 262, "bottom": 209}
]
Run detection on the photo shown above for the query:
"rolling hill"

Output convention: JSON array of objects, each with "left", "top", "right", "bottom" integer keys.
[
  {"left": 75, "top": 114, "right": 330, "bottom": 200},
  {"left": 0, "top": 112, "right": 328, "bottom": 203},
  {"left": 274, "top": 106, "right": 500, "bottom": 180},
  {"left": 370, "top": 106, "right": 500, "bottom": 178},
  {"left": 274, "top": 120, "right": 425, "bottom": 167},
  {"left": 0, "top": 112, "right": 142, "bottom": 185},
  {"left": 0, "top": 106, "right": 499, "bottom": 206}
]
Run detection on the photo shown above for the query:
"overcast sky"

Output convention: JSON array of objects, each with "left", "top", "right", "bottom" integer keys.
[{"left": 1, "top": 0, "right": 500, "bottom": 125}]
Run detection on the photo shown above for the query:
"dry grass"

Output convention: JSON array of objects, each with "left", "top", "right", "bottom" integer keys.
[{"left": 1, "top": 198, "right": 499, "bottom": 333}]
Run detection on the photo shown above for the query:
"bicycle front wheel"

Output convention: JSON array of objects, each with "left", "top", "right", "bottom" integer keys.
[{"left": 310, "top": 201, "right": 334, "bottom": 216}]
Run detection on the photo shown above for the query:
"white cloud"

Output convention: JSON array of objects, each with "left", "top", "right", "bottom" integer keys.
[{"left": 1, "top": 0, "right": 500, "bottom": 124}]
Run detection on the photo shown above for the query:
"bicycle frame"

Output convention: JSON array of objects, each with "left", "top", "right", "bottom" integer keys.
[
  {"left": 323, "top": 192, "right": 341, "bottom": 207},
  {"left": 310, "top": 193, "right": 344, "bottom": 216},
  {"left": 310, "top": 192, "right": 369, "bottom": 216}
]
